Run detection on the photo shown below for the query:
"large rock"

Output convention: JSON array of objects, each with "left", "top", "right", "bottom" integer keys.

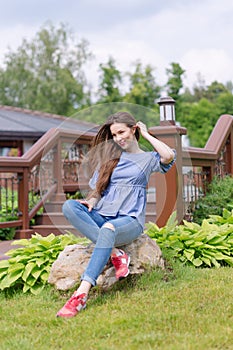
[{"left": 48, "top": 233, "right": 164, "bottom": 291}]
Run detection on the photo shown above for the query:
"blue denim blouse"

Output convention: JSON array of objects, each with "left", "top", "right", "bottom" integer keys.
[{"left": 89, "top": 150, "right": 176, "bottom": 229}]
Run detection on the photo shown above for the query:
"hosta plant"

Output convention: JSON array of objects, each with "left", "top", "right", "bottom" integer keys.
[
  {"left": 0, "top": 233, "right": 86, "bottom": 295},
  {"left": 207, "top": 208, "right": 233, "bottom": 225},
  {"left": 146, "top": 210, "right": 233, "bottom": 268}
]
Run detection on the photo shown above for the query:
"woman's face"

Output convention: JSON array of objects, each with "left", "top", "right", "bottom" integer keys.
[{"left": 110, "top": 122, "right": 136, "bottom": 151}]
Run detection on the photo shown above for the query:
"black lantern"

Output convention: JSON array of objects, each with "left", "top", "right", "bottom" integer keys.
[{"left": 158, "top": 96, "right": 176, "bottom": 125}]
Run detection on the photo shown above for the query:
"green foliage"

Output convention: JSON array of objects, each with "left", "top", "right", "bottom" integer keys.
[
  {"left": 216, "top": 92, "right": 233, "bottom": 115},
  {"left": 66, "top": 191, "right": 84, "bottom": 200},
  {"left": 0, "top": 189, "right": 18, "bottom": 214},
  {"left": 165, "top": 62, "right": 185, "bottom": 101},
  {"left": 71, "top": 101, "right": 160, "bottom": 128},
  {"left": 164, "top": 70, "right": 233, "bottom": 147},
  {"left": 0, "top": 22, "right": 92, "bottom": 115},
  {"left": 193, "top": 175, "right": 233, "bottom": 224},
  {"left": 146, "top": 210, "right": 233, "bottom": 268},
  {"left": 0, "top": 188, "right": 18, "bottom": 240},
  {"left": 0, "top": 216, "right": 18, "bottom": 240},
  {"left": 204, "top": 81, "right": 229, "bottom": 101},
  {"left": 0, "top": 189, "right": 44, "bottom": 240},
  {"left": 179, "top": 98, "right": 219, "bottom": 147},
  {"left": 123, "top": 61, "right": 161, "bottom": 109},
  {"left": 178, "top": 80, "right": 233, "bottom": 147},
  {"left": 97, "top": 57, "right": 123, "bottom": 103},
  {"left": 208, "top": 208, "right": 233, "bottom": 225},
  {"left": 0, "top": 233, "right": 83, "bottom": 294}
]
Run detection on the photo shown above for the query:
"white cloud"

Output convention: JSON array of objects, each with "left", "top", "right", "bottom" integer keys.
[{"left": 181, "top": 49, "right": 233, "bottom": 88}]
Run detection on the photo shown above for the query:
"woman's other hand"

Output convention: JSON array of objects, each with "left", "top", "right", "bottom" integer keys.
[{"left": 77, "top": 198, "right": 96, "bottom": 212}]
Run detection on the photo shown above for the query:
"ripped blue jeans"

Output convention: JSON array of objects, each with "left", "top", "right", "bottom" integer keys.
[{"left": 62, "top": 200, "right": 142, "bottom": 286}]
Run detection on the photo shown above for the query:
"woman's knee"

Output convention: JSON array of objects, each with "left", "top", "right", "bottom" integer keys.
[
  {"left": 96, "top": 224, "right": 116, "bottom": 248},
  {"left": 62, "top": 199, "right": 77, "bottom": 217},
  {"left": 102, "top": 222, "right": 115, "bottom": 231}
]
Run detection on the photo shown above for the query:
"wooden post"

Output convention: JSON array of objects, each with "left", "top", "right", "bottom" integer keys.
[
  {"left": 15, "top": 168, "right": 33, "bottom": 239},
  {"left": 53, "top": 138, "right": 66, "bottom": 202},
  {"left": 149, "top": 125, "right": 187, "bottom": 227},
  {"left": 226, "top": 131, "right": 233, "bottom": 175}
]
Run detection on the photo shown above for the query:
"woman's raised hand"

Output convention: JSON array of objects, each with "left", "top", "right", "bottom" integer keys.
[{"left": 136, "top": 121, "right": 149, "bottom": 138}]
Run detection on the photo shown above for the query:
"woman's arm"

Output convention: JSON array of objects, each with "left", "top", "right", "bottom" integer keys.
[{"left": 136, "top": 121, "right": 175, "bottom": 164}]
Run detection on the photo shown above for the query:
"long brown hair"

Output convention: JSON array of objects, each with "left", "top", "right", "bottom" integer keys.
[{"left": 85, "top": 111, "right": 139, "bottom": 196}]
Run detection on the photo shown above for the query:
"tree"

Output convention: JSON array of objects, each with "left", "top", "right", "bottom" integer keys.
[
  {"left": 123, "top": 61, "right": 161, "bottom": 108},
  {"left": 216, "top": 92, "right": 233, "bottom": 115},
  {"left": 96, "top": 57, "right": 122, "bottom": 103},
  {"left": 0, "top": 22, "right": 92, "bottom": 115},
  {"left": 192, "top": 73, "right": 207, "bottom": 102},
  {"left": 204, "top": 81, "right": 229, "bottom": 102},
  {"left": 183, "top": 98, "right": 219, "bottom": 147},
  {"left": 178, "top": 78, "right": 233, "bottom": 147},
  {"left": 165, "top": 62, "right": 185, "bottom": 101}
]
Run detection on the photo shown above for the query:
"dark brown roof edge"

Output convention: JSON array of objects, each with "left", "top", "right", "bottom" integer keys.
[
  {"left": 0, "top": 105, "right": 67, "bottom": 121},
  {"left": 0, "top": 105, "right": 99, "bottom": 127}
]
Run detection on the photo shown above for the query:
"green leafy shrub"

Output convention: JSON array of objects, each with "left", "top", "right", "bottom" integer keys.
[
  {"left": 66, "top": 191, "right": 84, "bottom": 200},
  {"left": 193, "top": 175, "right": 233, "bottom": 224},
  {"left": 0, "top": 216, "right": 18, "bottom": 240},
  {"left": 146, "top": 210, "right": 233, "bottom": 268},
  {"left": 208, "top": 208, "right": 233, "bottom": 225},
  {"left": 0, "top": 233, "right": 86, "bottom": 295}
]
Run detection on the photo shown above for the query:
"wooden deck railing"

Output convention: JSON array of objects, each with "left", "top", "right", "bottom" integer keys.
[
  {"left": 0, "top": 114, "right": 232, "bottom": 238},
  {"left": 0, "top": 127, "right": 93, "bottom": 237},
  {"left": 181, "top": 114, "right": 233, "bottom": 220}
]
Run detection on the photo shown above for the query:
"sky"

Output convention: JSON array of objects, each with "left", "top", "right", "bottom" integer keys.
[{"left": 1, "top": 0, "right": 233, "bottom": 94}]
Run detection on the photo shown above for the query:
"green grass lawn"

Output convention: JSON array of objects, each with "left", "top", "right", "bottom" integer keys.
[{"left": 0, "top": 254, "right": 232, "bottom": 350}]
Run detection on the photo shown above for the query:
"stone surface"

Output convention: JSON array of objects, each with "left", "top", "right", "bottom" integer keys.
[{"left": 48, "top": 233, "right": 164, "bottom": 291}]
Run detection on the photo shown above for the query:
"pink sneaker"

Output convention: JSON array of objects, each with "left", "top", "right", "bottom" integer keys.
[
  {"left": 56, "top": 293, "right": 87, "bottom": 318},
  {"left": 111, "top": 250, "right": 130, "bottom": 280}
]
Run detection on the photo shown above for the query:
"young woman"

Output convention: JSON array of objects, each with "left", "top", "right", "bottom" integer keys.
[{"left": 57, "top": 111, "right": 175, "bottom": 318}]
